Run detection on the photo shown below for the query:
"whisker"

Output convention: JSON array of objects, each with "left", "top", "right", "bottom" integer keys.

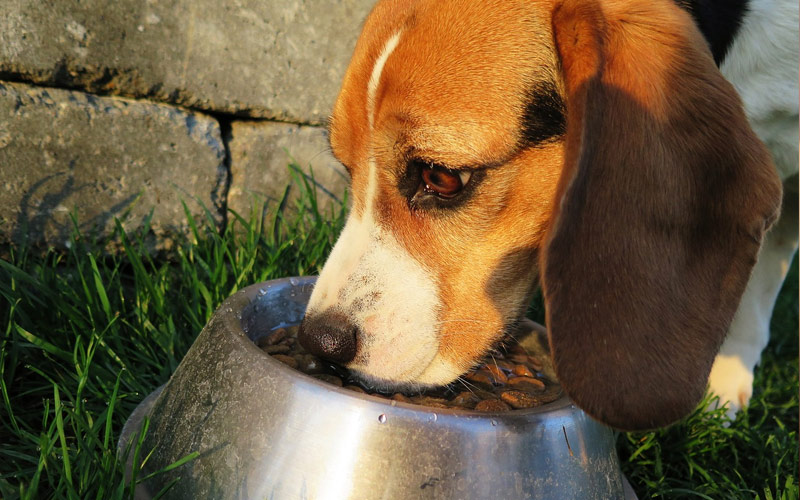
[
  {"left": 489, "top": 353, "right": 501, "bottom": 373},
  {"left": 455, "top": 376, "right": 479, "bottom": 396}
]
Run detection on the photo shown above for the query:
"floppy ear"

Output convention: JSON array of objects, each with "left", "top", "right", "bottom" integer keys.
[{"left": 541, "top": 0, "right": 783, "bottom": 430}]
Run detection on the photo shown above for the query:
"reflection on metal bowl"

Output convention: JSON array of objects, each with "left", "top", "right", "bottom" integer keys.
[{"left": 119, "top": 276, "right": 635, "bottom": 499}]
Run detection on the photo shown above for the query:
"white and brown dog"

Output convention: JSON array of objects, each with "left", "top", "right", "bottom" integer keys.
[{"left": 298, "top": 0, "right": 798, "bottom": 430}]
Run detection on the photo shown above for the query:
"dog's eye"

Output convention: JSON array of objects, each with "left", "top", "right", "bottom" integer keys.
[{"left": 421, "top": 164, "right": 472, "bottom": 198}]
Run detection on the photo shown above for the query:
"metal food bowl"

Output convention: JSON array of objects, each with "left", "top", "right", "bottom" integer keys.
[{"left": 119, "top": 277, "right": 635, "bottom": 499}]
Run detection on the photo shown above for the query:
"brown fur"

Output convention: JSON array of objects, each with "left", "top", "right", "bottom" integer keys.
[
  {"left": 326, "top": 0, "right": 782, "bottom": 430},
  {"left": 330, "top": 0, "right": 564, "bottom": 377},
  {"left": 542, "top": 0, "right": 782, "bottom": 429}
]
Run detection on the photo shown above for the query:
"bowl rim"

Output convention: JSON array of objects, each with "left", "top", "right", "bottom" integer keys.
[{"left": 237, "top": 276, "right": 575, "bottom": 420}]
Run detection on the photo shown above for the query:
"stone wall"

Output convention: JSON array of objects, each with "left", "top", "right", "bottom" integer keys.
[{"left": 0, "top": 0, "right": 374, "bottom": 249}]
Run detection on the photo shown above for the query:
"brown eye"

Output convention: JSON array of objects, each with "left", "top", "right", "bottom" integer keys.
[{"left": 421, "top": 165, "right": 472, "bottom": 198}]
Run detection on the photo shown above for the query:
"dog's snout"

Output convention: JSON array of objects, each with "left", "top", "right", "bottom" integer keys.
[{"left": 298, "top": 312, "right": 358, "bottom": 364}]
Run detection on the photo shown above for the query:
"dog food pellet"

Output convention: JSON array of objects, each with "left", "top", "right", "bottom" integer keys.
[
  {"left": 451, "top": 391, "right": 479, "bottom": 406},
  {"left": 474, "top": 399, "right": 512, "bottom": 412},
  {"left": 392, "top": 393, "right": 410, "bottom": 403},
  {"left": 500, "top": 390, "right": 540, "bottom": 409},
  {"left": 263, "top": 345, "right": 291, "bottom": 355},
  {"left": 484, "top": 364, "right": 508, "bottom": 384},
  {"left": 258, "top": 325, "right": 560, "bottom": 412},
  {"left": 257, "top": 328, "right": 286, "bottom": 347},
  {"left": 512, "top": 364, "right": 535, "bottom": 378},
  {"left": 506, "top": 376, "right": 546, "bottom": 392},
  {"left": 464, "top": 371, "right": 496, "bottom": 389},
  {"left": 413, "top": 396, "right": 451, "bottom": 409},
  {"left": 272, "top": 354, "right": 298, "bottom": 369}
]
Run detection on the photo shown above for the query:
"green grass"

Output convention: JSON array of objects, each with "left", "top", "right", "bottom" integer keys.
[
  {"left": 0, "top": 166, "right": 346, "bottom": 498},
  {"left": 617, "top": 254, "right": 799, "bottom": 499},
  {"left": 0, "top": 166, "right": 796, "bottom": 499}
]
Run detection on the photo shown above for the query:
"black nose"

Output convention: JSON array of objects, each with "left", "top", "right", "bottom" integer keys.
[{"left": 298, "top": 311, "right": 358, "bottom": 364}]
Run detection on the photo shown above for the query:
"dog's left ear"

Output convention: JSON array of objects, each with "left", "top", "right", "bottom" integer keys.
[{"left": 541, "top": 0, "right": 782, "bottom": 430}]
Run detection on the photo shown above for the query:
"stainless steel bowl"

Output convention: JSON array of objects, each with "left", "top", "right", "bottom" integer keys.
[{"left": 120, "top": 277, "right": 635, "bottom": 499}]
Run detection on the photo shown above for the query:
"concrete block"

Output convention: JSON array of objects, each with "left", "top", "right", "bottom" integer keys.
[
  {"left": 227, "top": 121, "right": 348, "bottom": 218},
  {"left": 0, "top": 81, "right": 227, "bottom": 249},
  {"left": 0, "top": 0, "right": 375, "bottom": 124}
]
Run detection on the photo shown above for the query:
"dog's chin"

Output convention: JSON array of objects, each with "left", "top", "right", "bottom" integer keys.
[
  {"left": 346, "top": 354, "right": 468, "bottom": 394},
  {"left": 345, "top": 370, "right": 440, "bottom": 395}
]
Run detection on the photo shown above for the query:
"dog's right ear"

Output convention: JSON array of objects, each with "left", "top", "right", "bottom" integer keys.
[{"left": 540, "top": 0, "right": 782, "bottom": 430}]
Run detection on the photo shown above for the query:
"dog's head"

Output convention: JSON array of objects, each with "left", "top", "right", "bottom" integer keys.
[{"left": 299, "top": 0, "right": 782, "bottom": 430}]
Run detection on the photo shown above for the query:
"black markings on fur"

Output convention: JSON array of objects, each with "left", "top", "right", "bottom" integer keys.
[
  {"left": 674, "top": 0, "right": 750, "bottom": 66},
  {"left": 398, "top": 159, "right": 425, "bottom": 200},
  {"left": 520, "top": 80, "right": 566, "bottom": 148}
]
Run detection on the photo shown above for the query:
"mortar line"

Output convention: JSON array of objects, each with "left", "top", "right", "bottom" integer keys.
[{"left": 0, "top": 74, "right": 325, "bottom": 127}]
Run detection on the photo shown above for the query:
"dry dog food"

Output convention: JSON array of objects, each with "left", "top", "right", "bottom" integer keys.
[{"left": 256, "top": 325, "right": 561, "bottom": 412}]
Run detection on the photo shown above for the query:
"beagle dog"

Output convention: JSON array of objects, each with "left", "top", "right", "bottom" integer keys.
[{"left": 298, "top": 0, "right": 798, "bottom": 430}]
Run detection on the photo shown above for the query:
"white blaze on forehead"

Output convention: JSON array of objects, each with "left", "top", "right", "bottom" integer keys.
[
  {"left": 363, "top": 30, "right": 403, "bottom": 222},
  {"left": 306, "top": 28, "right": 457, "bottom": 385},
  {"left": 367, "top": 30, "right": 402, "bottom": 132}
]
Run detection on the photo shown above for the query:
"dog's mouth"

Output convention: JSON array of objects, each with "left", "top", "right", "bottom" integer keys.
[
  {"left": 320, "top": 324, "right": 536, "bottom": 398},
  {"left": 337, "top": 366, "right": 443, "bottom": 396},
  {"left": 269, "top": 317, "right": 561, "bottom": 411},
  {"left": 323, "top": 361, "right": 481, "bottom": 401},
  {"left": 316, "top": 355, "right": 456, "bottom": 396}
]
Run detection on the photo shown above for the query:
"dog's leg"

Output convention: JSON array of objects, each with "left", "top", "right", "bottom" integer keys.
[{"left": 708, "top": 176, "right": 798, "bottom": 420}]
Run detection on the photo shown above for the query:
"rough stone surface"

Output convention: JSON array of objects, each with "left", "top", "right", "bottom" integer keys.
[
  {"left": 227, "top": 121, "right": 348, "bottom": 217},
  {"left": 0, "top": 0, "right": 374, "bottom": 124},
  {"left": 0, "top": 81, "right": 227, "bottom": 249}
]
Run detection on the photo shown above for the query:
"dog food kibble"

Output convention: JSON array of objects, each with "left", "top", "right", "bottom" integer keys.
[
  {"left": 512, "top": 364, "right": 535, "bottom": 378},
  {"left": 507, "top": 376, "right": 546, "bottom": 392},
  {"left": 474, "top": 399, "right": 512, "bottom": 412},
  {"left": 271, "top": 354, "right": 298, "bottom": 369},
  {"left": 391, "top": 393, "right": 410, "bottom": 403},
  {"left": 263, "top": 345, "right": 290, "bottom": 355},
  {"left": 500, "top": 390, "right": 540, "bottom": 409},
  {"left": 256, "top": 325, "right": 561, "bottom": 412}
]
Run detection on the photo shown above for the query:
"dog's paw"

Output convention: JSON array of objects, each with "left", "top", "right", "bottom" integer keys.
[{"left": 707, "top": 352, "right": 754, "bottom": 421}]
